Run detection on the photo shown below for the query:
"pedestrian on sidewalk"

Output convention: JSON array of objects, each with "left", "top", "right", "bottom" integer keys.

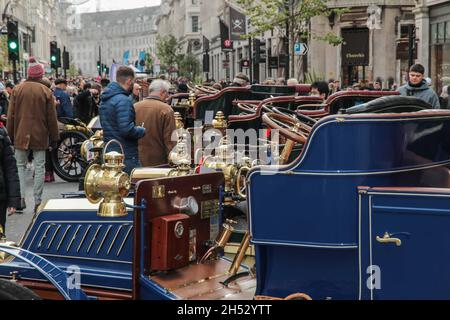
[
  {"left": 6, "top": 57, "right": 60, "bottom": 213},
  {"left": 0, "top": 122, "right": 21, "bottom": 236},
  {"left": 54, "top": 78, "right": 74, "bottom": 119}
]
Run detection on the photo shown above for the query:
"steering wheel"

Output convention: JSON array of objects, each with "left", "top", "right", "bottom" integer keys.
[
  {"left": 187, "top": 82, "right": 196, "bottom": 92},
  {"left": 195, "top": 85, "right": 220, "bottom": 95},
  {"left": 262, "top": 113, "right": 312, "bottom": 144},
  {"left": 272, "top": 107, "right": 317, "bottom": 127},
  {"left": 237, "top": 103, "right": 258, "bottom": 114}
]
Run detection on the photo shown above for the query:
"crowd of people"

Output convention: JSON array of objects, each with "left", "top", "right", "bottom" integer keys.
[{"left": 0, "top": 58, "right": 447, "bottom": 238}]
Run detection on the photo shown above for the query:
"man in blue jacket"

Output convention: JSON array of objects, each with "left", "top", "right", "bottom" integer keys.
[
  {"left": 54, "top": 78, "right": 74, "bottom": 119},
  {"left": 99, "top": 66, "right": 146, "bottom": 174}
]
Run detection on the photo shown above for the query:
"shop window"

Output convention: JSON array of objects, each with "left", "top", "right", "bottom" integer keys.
[
  {"left": 447, "top": 23, "right": 450, "bottom": 43},
  {"left": 431, "top": 24, "right": 437, "bottom": 44},
  {"left": 438, "top": 22, "right": 445, "bottom": 43}
]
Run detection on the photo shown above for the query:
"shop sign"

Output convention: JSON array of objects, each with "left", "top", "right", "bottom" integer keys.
[{"left": 342, "top": 28, "right": 369, "bottom": 66}]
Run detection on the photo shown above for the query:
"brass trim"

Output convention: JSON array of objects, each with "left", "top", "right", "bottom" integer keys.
[
  {"left": 77, "top": 225, "right": 92, "bottom": 253},
  {"left": 37, "top": 225, "right": 53, "bottom": 249},
  {"left": 152, "top": 185, "right": 166, "bottom": 199},
  {"left": 87, "top": 226, "right": 102, "bottom": 254},
  {"left": 47, "top": 225, "right": 62, "bottom": 250},
  {"left": 97, "top": 225, "right": 113, "bottom": 255},
  {"left": 56, "top": 226, "right": 72, "bottom": 251},
  {"left": 66, "top": 225, "right": 82, "bottom": 252},
  {"left": 117, "top": 225, "right": 132, "bottom": 257},
  {"left": 107, "top": 226, "right": 124, "bottom": 255},
  {"left": 376, "top": 232, "right": 402, "bottom": 246}
]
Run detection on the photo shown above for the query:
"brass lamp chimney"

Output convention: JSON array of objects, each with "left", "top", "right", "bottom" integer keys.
[
  {"left": 188, "top": 91, "right": 196, "bottom": 107},
  {"left": 174, "top": 112, "right": 184, "bottom": 130},
  {"left": 212, "top": 111, "right": 227, "bottom": 135},
  {"left": 85, "top": 141, "right": 131, "bottom": 218}
]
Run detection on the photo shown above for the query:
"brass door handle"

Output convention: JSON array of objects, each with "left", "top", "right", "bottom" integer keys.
[{"left": 376, "top": 232, "right": 402, "bottom": 247}]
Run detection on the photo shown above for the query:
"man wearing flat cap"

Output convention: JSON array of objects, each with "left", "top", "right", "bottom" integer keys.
[
  {"left": 54, "top": 78, "right": 73, "bottom": 119},
  {"left": 230, "top": 72, "right": 250, "bottom": 87}
]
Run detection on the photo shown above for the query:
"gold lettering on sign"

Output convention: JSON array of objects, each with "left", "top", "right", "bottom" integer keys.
[{"left": 346, "top": 53, "right": 365, "bottom": 58}]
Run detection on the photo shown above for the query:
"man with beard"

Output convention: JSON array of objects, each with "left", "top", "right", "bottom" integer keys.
[{"left": 99, "top": 67, "right": 146, "bottom": 174}]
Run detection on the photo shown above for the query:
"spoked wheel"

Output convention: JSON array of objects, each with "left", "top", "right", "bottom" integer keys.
[
  {"left": 52, "top": 131, "right": 89, "bottom": 183},
  {"left": 0, "top": 279, "right": 41, "bottom": 300}
]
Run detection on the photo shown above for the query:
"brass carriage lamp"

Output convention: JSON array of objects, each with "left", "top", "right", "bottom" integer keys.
[
  {"left": 212, "top": 111, "right": 227, "bottom": 132},
  {"left": 81, "top": 130, "right": 104, "bottom": 162},
  {"left": 174, "top": 112, "right": 184, "bottom": 130},
  {"left": 85, "top": 141, "right": 131, "bottom": 218},
  {"left": 188, "top": 92, "right": 196, "bottom": 107},
  {"left": 0, "top": 226, "right": 17, "bottom": 263}
]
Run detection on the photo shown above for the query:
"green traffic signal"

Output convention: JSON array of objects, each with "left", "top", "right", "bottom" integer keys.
[
  {"left": 8, "top": 41, "right": 17, "bottom": 50},
  {"left": 51, "top": 56, "right": 57, "bottom": 62}
]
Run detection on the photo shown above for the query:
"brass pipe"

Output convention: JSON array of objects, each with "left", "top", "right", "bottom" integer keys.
[
  {"left": 228, "top": 232, "right": 251, "bottom": 276},
  {"left": 279, "top": 139, "right": 295, "bottom": 165},
  {"left": 215, "top": 223, "right": 235, "bottom": 248}
]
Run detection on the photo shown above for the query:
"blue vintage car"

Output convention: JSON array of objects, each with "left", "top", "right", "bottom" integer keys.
[{"left": 0, "top": 96, "right": 449, "bottom": 300}]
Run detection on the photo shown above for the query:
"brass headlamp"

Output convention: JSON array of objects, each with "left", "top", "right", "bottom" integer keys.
[
  {"left": 212, "top": 111, "right": 227, "bottom": 131},
  {"left": 0, "top": 226, "right": 17, "bottom": 263},
  {"left": 81, "top": 130, "right": 104, "bottom": 162},
  {"left": 174, "top": 112, "right": 185, "bottom": 130},
  {"left": 85, "top": 140, "right": 131, "bottom": 218},
  {"left": 188, "top": 91, "right": 196, "bottom": 107}
]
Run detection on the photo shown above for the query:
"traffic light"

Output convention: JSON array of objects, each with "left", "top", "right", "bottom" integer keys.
[
  {"left": 253, "top": 39, "right": 261, "bottom": 64},
  {"left": 63, "top": 51, "right": 70, "bottom": 70},
  {"left": 56, "top": 47, "right": 61, "bottom": 68},
  {"left": 7, "top": 19, "right": 19, "bottom": 62},
  {"left": 50, "top": 41, "right": 58, "bottom": 69},
  {"left": 103, "top": 64, "right": 107, "bottom": 73},
  {"left": 259, "top": 39, "right": 267, "bottom": 63},
  {"left": 254, "top": 39, "right": 267, "bottom": 64}
]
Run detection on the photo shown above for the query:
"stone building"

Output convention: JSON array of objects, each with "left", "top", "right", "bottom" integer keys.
[
  {"left": 415, "top": 0, "right": 450, "bottom": 94},
  {"left": 67, "top": 6, "right": 160, "bottom": 77},
  {"left": 309, "top": 0, "right": 416, "bottom": 88},
  {"left": 0, "top": 0, "right": 70, "bottom": 79},
  {"left": 156, "top": 0, "right": 202, "bottom": 74}
]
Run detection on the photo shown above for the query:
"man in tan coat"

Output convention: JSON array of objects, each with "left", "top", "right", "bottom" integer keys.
[
  {"left": 135, "top": 80, "right": 176, "bottom": 167},
  {"left": 7, "top": 57, "right": 59, "bottom": 213}
]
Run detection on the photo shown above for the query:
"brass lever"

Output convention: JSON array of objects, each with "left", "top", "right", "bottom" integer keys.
[{"left": 376, "top": 232, "right": 402, "bottom": 247}]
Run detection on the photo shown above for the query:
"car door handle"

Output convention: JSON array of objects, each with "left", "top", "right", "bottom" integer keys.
[{"left": 376, "top": 232, "right": 402, "bottom": 247}]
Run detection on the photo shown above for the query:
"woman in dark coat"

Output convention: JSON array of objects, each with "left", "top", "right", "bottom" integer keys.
[{"left": 0, "top": 123, "right": 21, "bottom": 237}]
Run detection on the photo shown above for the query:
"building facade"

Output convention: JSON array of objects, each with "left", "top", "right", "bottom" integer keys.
[
  {"left": 67, "top": 6, "right": 160, "bottom": 77},
  {"left": 415, "top": 0, "right": 450, "bottom": 94},
  {"left": 308, "top": 0, "right": 416, "bottom": 88},
  {"left": 0, "top": 0, "right": 70, "bottom": 79}
]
